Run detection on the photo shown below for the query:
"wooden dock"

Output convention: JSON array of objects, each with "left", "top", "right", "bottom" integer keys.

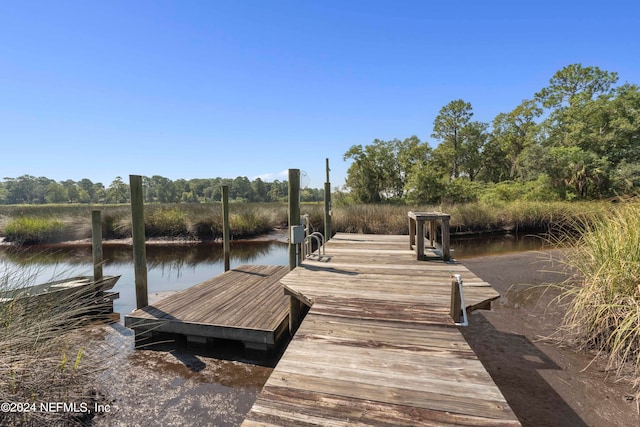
[
  {"left": 242, "top": 233, "right": 521, "bottom": 426},
  {"left": 124, "top": 265, "right": 290, "bottom": 352}
]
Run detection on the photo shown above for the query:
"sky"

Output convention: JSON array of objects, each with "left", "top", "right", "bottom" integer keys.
[{"left": 1, "top": 1, "right": 639, "bottom": 190}]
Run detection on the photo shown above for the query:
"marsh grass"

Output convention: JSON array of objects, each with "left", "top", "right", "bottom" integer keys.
[
  {"left": 0, "top": 200, "right": 610, "bottom": 243},
  {"left": 557, "top": 203, "right": 640, "bottom": 388},
  {"left": 4, "top": 217, "right": 66, "bottom": 244},
  {"left": 0, "top": 262, "right": 114, "bottom": 426}
]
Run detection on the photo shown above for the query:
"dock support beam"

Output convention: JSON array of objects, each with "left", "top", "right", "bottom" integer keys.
[
  {"left": 130, "top": 175, "right": 148, "bottom": 309},
  {"left": 91, "top": 210, "right": 103, "bottom": 282},
  {"left": 222, "top": 185, "right": 231, "bottom": 272}
]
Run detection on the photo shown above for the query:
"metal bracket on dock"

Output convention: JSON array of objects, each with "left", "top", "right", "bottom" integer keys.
[
  {"left": 304, "top": 232, "right": 325, "bottom": 260},
  {"left": 451, "top": 274, "right": 469, "bottom": 327},
  {"left": 301, "top": 214, "right": 325, "bottom": 260}
]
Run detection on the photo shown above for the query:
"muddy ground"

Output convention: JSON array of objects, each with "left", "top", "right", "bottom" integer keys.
[
  {"left": 87, "top": 249, "right": 639, "bottom": 426},
  {"left": 462, "top": 250, "right": 639, "bottom": 427}
]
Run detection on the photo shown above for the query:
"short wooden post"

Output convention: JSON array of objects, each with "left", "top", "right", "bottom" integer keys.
[
  {"left": 91, "top": 210, "right": 103, "bottom": 282},
  {"left": 288, "top": 169, "right": 301, "bottom": 271},
  {"left": 130, "top": 175, "right": 148, "bottom": 309},
  {"left": 324, "top": 158, "right": 332, "bottom": 242},
  {"left": 222, "top": 185, "right": 231, "bottom": 272},
  {"left": 450, "top": 276, "right": 462, "bottom": 323}
]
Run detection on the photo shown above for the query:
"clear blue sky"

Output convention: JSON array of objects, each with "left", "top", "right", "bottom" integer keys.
[{"left": 1, "top": 1, "right": 638, "bottom": 189}]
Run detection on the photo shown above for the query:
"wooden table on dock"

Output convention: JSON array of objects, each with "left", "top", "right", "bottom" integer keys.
[
  {"left": 408, "top": 211, "right": 451, "bottom": 261},
  {"left": 242, "top": 233, "right": 520, "bottom": 426}
]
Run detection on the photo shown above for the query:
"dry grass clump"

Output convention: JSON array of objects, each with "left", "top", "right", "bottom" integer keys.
[
  {"left": 0, "top": 264, "right": 113, "bottom": 426},
  {"left": 558, "top": 203, "right": 640, "bottom": 388},
  {"left": 332, "top": 204, "right": 411, "bottom": 234}
]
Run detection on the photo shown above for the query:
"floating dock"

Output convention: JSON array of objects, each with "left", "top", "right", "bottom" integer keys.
[
  {"left": 124, "top": 265, "right": 290, "bottom": 352},
  {"left": 242, "top": 233, "right": 521, "bottom": 426}
]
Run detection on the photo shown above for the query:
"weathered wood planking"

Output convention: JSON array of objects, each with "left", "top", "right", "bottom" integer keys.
[
  {"left": 242, "top": 233, "right": 520, "bottom": 426},
  {"left": 124, "top": 265, "right": 290, "bottom": 349}
]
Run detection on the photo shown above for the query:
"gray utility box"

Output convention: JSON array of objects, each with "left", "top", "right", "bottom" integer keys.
[{"left": 290, "top": 225, "right": 305, "bottom": 244}]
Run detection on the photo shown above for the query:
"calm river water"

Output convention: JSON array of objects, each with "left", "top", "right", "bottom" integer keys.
[{"left": 0, "top": 233, "right": 552, "bottom": 318}]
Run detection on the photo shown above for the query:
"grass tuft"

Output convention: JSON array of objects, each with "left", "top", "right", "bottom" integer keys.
[
  {"left": 4, "top": 217, "right": 65, "bottom": 244},
  {"left": 558, "top": 203, "right": 640, "bottom": 388},
  {"left": 0, "top": 263, "right": 114, "bottom": 426}
]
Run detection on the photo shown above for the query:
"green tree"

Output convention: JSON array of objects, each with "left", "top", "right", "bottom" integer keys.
[
  {"left": 457, "top": 121, "right": 489, "bottom": 181},
  {"left": 45, "top": 182, "right": 67, "bottom": 203},
  {"left": 432, "top": 99, "right": 473, "bottom": 179},
  {"left": 535, "top": 64, "right": 618, "bottom": 110},
  {"left": 492, "top": 99, "right": 542, "bottom": 180},
  {"left": 106, "top": 177, "right": 129, "bottom": 204},
  {"left": 344, "top": 137, "right": 430, "bottom": 203}
]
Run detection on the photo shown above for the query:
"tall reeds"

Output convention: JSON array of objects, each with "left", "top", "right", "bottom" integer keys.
[
  {"left": 0, "top": 201, "right": 610, "bottom": 243},
  {"left": 0, "top": 263, "right": 113, "bottom": 426},
  {"left": 559, "top": 203, "right": 640, "bottom": 386}
]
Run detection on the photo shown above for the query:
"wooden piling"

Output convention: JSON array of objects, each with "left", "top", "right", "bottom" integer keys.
[
  {"left": 324, "top": 158, "right": 331, "bottom": 242},
  {"left": 222, "top": 185, "right": 231, "bottom": 272},
  {"left": 130, "top": 175, "right": 148, "bottom": 309},
  {"left": 91, "top": 210, "right": 103, "bottom": 282},
  {"left": 288, "top": 169, "right": 300, "bottom": 271}
]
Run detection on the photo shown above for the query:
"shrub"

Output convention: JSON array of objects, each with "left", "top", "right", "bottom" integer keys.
[
  {"left": 145, "top": 206, "right": 190, "bottom": 238},
  {"left": 3, "top": 217, "right": 65, "bottom": 244}
]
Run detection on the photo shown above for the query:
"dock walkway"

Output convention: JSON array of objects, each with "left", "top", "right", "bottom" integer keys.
[
  {"left": 243, "top": 233, "right": 521, "bottom": 426},
  {"left": 124, "top": 265, "right": 290, "bottom": 351}
]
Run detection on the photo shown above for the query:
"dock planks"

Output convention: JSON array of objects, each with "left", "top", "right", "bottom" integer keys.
[
  {"left": 242, "top": 233, "right": 521, "bottom": 426},
  {"left": 124, "top": 265, "right": 290, "bottom": 351}
]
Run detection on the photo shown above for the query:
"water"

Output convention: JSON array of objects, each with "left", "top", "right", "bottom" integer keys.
[
  {"left": 0, "top": 233, "right": 553, "bottom": 316},
  {"left": 450, "top": 232, "right": 554, "bottom": 259},
  {"left": 0, "top": 241, "right": 289, "bottom": 317}
]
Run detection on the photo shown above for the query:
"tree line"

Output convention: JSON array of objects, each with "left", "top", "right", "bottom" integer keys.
[
  {"left": 343, "top": 64, "right": 640, "bottom": 204},
  {"left": 0, "top": 175, "right": 325, "bottom": 205}
]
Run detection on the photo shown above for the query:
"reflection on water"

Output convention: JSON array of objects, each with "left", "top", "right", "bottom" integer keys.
[
  {"left": 451, "top": 233, "right": 554, "bottom": 259},
  {"left": 0, "top": 241, "right": 289, "bottom": 316},
  {"left": 0, "top": 233, "right": 555, "bottom": 314}
]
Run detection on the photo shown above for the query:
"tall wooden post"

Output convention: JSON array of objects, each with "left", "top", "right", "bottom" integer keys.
[
  {"left": 222, "top": 185, "right": 231, "bottom": 272},
  {"left": 130, "top": 175, "right": 148, "bottom": 309},
  {"left": 324, "top": 158, "right": 332, "bottom": 242},
  {"left": 91, "top": 210, "right": 103, "bottom": 282},
  {"left": 288, "top": 169, "right": 300, "bottom": 271}
]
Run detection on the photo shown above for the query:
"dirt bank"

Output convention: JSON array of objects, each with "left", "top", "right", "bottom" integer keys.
[{"left": 462, "top": 250, "right": 639, "bottom": 427}]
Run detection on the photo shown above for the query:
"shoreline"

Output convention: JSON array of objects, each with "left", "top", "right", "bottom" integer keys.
[{"left": 462, "top": 250, "right": 638, "bottom": 426}]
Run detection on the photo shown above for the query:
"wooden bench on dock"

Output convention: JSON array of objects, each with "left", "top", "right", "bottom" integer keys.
[{"left": 124, "top": 265, "right": 291, "bottom": 353}]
